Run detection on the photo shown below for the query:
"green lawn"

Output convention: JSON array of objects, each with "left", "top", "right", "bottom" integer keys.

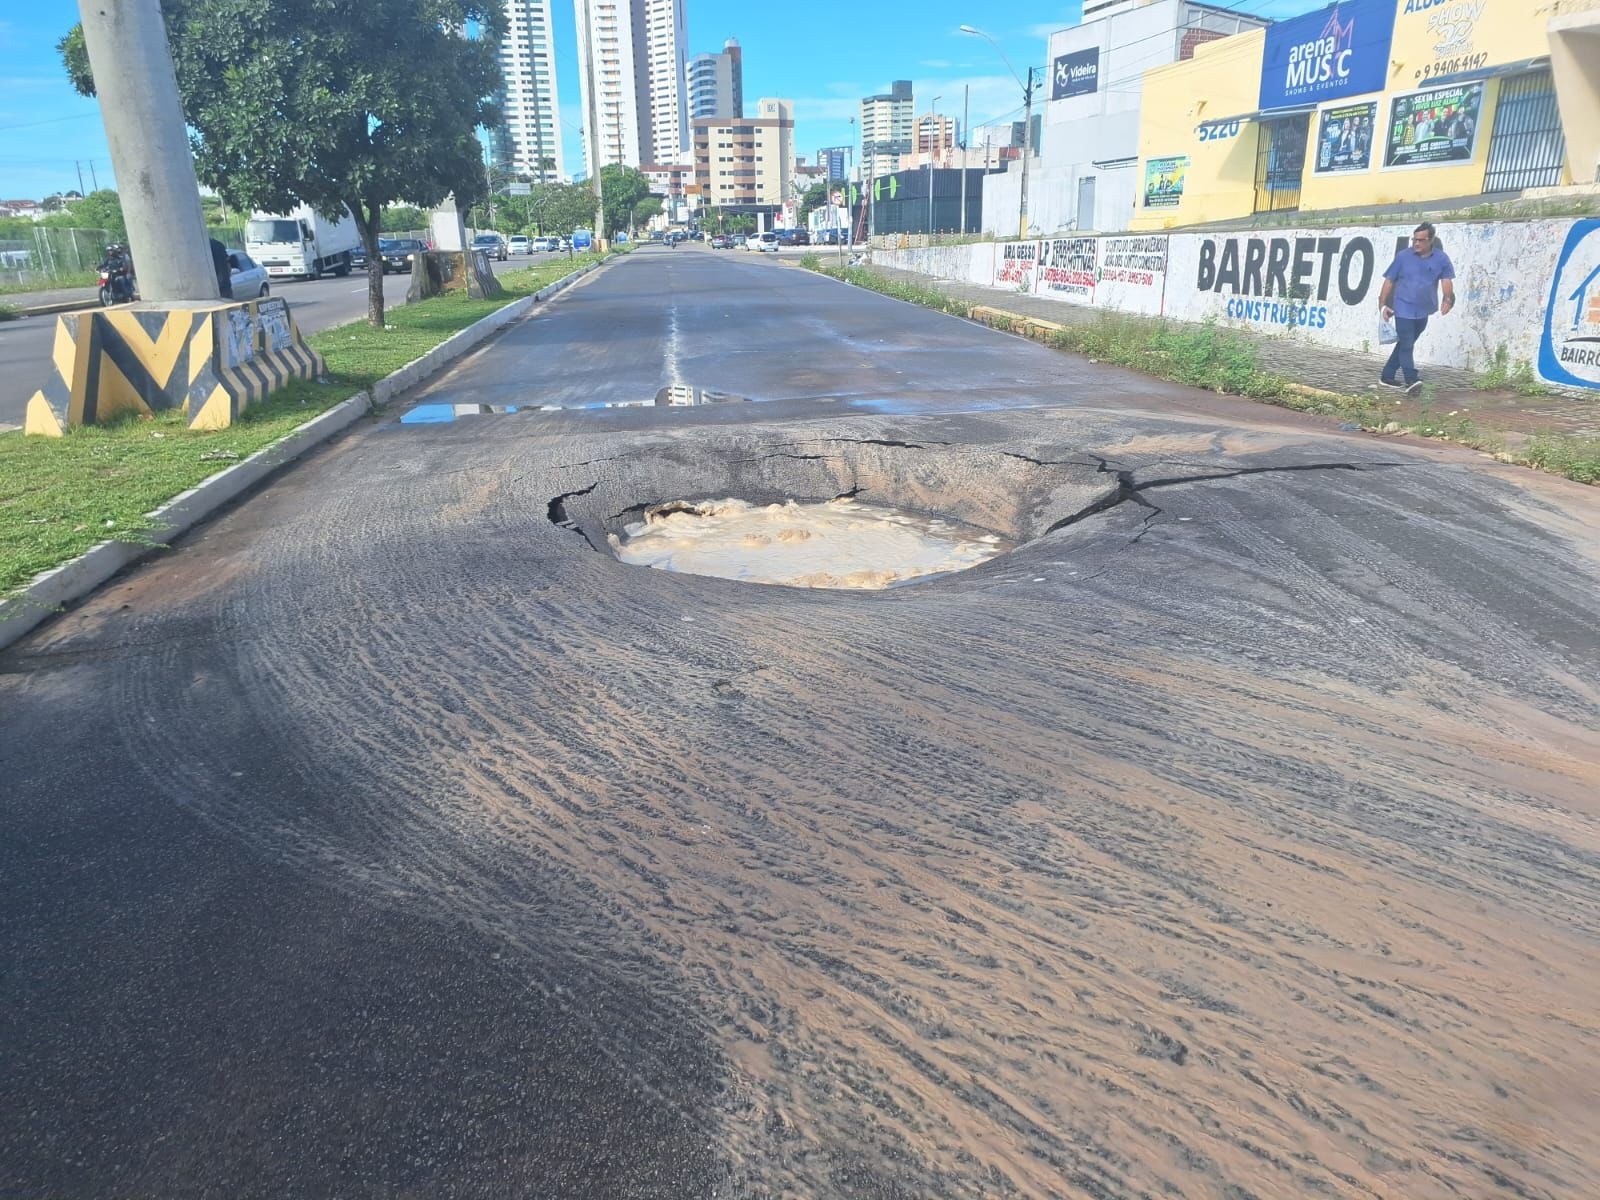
[{"left": 0, "top": 253, "right": 608, "bottom": 598}]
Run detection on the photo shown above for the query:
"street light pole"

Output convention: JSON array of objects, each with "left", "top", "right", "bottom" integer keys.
[
  {"left": 927, "top": 96, "right": 940, "bottom": 237},
  {"left": 959, "top": 24, "right": 1038, "bottom": 241}
]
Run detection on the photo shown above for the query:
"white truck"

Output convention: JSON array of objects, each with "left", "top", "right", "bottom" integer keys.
[{"left": 244, "top": 204, "right": 360, "bottom": 281}]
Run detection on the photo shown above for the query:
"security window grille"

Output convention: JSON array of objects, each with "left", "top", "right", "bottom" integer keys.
[
  {"left": 1483, "top": 70, "right": 1566, "bottom": 193},
  {"left": 1254, "top": 116, "right": 1308, "bottom": 214}
]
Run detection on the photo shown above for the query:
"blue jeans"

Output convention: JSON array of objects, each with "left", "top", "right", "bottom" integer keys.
[{"left": 1383, "top": 315, "right": 1429, "bottom": 385}]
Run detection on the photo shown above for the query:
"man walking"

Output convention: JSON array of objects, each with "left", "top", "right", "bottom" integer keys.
[{"left": 1378, "top": 222, "right": 1455, "bottom": 395}]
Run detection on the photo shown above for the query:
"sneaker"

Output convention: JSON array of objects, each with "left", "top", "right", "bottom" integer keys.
[
  {"left": 1405, "top": 380, "right": 1423, "bottom": 396},
  {"left": 1378, "top": 377, "right": 1403, "bottom": 390}
]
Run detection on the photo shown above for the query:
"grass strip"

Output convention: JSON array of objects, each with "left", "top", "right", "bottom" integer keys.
[
  {"left": 0, "top": 252, "right": 609, "bottom": 597},
  {"left": 810, "top": 261, "right": 1599, "bottom": 487}
]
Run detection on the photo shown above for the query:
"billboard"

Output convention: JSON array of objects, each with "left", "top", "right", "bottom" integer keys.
[
  {"left": 1383, "top": 81, "right": 1483, "bottom": 169},
  {"left": 1143, "top": 156, "right": 1188, "bottom": 208},
  {"left": 1259, "top": 0, "right": 1394, "bottom": 110},
  {"left": 1313, "top": 101, "right": 1377, "bottom": 174},
  {"left": 1051, "top": 48, "right": 1100, "bottom": 100}
]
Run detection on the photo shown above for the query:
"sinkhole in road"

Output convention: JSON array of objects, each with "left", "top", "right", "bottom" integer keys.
[
  {"left": 609, "top": 497, "right": 1009, "bottom": 589},
  {"left": 546, "top": 435, "right": 1126, "bottom": 591}
]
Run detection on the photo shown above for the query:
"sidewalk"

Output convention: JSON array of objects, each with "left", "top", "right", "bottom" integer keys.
[
  {"left": 0, "top": 285, "right": 98, "bottom": 314},
  {"left": 861, "top": 262, "right": 1600, "bottom": 443}
]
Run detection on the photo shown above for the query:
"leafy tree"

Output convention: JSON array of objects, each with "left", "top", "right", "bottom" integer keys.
[
  {"left": 60, "top": 0, "right": 501, "bottom": 327},
  {"left": 633, "top": 196, "right": 663, "bottom": 228},
  {"left": 381, "top": 205, "right": 430, "bottom": 234},
  {"left": 527, "top": 182, "right": 597, "bottom": 237},
  {"left": 598, "top": 164, "right": 649, "bottom": 239},
  {"left": 797, "top": 182, "right": 828, "bottom": 226},
  {"left": 35, "top": 189, "right": 126, "bottom": 240}
]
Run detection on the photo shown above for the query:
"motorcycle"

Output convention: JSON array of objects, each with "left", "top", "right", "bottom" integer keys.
[{"left": 98, "top": 249, "right": 137, "bottom": 305}]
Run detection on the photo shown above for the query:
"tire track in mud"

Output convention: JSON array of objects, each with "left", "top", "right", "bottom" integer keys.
[{"left": 31, "top": 409, "right": 1600, "bottom": 1198}]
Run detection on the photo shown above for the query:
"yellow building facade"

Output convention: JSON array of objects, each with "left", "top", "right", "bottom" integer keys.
[{"left": 1131, "top": 0, "right": 1600, "bottom": 230}]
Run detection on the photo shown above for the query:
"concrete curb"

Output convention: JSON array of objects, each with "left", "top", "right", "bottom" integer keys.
[
  {"left": 0, "top": 258, "right": 605, "bottom": 653},
  {"left": 12, "top": 299, "right": 95, "bottom": 318}
]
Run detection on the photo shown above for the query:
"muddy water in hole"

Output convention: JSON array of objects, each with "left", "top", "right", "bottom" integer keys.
[{"left": 609, "top": 497, "right": 1010, "bottom": 588}]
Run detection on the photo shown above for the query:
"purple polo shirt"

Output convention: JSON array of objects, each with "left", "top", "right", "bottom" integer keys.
[{"left": 1383, "top": 246, "right": 1455, "bottom": 319}]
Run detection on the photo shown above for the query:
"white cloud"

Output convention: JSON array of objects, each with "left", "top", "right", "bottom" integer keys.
[{"left": 920, "top": 59, "right": 951, "bottom": 69}]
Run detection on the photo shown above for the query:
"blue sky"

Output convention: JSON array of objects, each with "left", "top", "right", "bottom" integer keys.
[{"left": 1, "top": 0, "right": 1318, "bottom": 201}]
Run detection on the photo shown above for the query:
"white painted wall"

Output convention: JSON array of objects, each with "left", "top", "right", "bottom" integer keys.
[{"left": 873, "top": 217, "right": 1600, "bottom": 390}]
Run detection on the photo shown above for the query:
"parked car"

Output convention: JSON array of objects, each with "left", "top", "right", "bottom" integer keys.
[
  {"left": 508, "top": 235, "right": 531, "bottom": 255},
  {"left": 226, "top": 250, "right": 270, "bottom": 299},
  {"left": 709, "top": 234, "right": 733, "bottom": 249},
  {"left": 472, "top": 232, "right": 508, "bottom": 261},
  {"left": 380, "top": 238, "right": 426, "bottom": 274},
  {"left": 777, "top": 229, "right": 810, "bottom": 246},
  {"left": 746, "top": 231, "right": 779, "bottom": 253}
]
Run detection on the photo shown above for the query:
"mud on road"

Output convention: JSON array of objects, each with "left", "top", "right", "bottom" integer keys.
[{"left": 3, "top": 401, "right": 1599, "bottom": 1199}]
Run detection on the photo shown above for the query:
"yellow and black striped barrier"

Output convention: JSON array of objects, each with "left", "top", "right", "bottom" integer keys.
[{"left": 25, "top": 297, "right": 325, "bottom": 436}]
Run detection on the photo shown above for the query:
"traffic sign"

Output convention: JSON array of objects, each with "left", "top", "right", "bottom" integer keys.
[{"left": 508, "top": 183, "right": 532, "bottom": 196}]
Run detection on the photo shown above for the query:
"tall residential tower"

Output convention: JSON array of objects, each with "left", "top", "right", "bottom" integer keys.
[
  {"left": 493, "top": 0, "right": 565, "bottom": 180},
  {"left": 575, "top": 0, "right": 691, "bottom": 173},
  {"left": 688, "top": 38, "right": 743, "bottom": 121},
  {"left": 861, "top": 80, "right": 913, "bottom": 182}
]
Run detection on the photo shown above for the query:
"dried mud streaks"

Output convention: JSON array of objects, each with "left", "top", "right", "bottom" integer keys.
[{"left": 11, "top": 410, "right": 1600, "bottom": 1200}]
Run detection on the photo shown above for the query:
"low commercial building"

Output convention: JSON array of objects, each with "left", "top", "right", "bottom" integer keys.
[
  {"left": 982, "top": 0, "right": 1267, "bottom": 237},
  {"left": 1130, "top": 0, "right": 1599, "bottom": 230}
]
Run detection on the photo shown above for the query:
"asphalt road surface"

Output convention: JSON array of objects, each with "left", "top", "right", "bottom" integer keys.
[
  {"left": 0, "top": 255, "right": 536, "bottom": 430},
  {"left": 4, "top": 246, "right": 1599, "bottom": 1199}
]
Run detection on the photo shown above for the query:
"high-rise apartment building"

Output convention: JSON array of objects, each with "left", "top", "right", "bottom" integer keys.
[
  {"left": 688, "top": 38, "right": 743, "bottom": 121},
  {"left": 492, "top": 0, "right": 565, "bottom": 181},
  {"left": 635, "top": 0, "right": 689, "bottom": 162},
  {"left": 860, "top": 80, "right": 913, "bottom": 182},
  {"left": 575, "top": 0, "right": 689, "bottom": 173},
  {"left": 576, "top": 0, "right": 642, "bottom": 171},
  {"left": 692, "top": 97, "right": 793, "bottom": 208}
]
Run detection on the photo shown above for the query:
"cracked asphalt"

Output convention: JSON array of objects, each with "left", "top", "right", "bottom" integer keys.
[{"left": 4, "top": 247, "right": 1599, "bottom": 1199}]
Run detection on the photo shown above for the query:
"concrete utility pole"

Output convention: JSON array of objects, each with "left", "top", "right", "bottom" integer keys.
[
  {"left": 1019, "top": 66, "right": 1038, "bottom": 241},
  {"left": 578, "top": 0, "right": 606, "bottom": 250},
  {"left": 960, "top": 86, "right": 969, "bottom": 235},
  {"left": 78, "top": 0, "right": 218, "bottom": 301}
]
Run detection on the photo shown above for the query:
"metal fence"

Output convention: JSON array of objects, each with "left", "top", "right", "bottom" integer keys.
[{"left": 0, "top": 224, "right": 245, "bottom": 289}]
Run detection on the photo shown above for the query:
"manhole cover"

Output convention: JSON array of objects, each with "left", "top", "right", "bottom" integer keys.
[{"left": 609, "top": 497, "right": 1009, "bottom": 589}]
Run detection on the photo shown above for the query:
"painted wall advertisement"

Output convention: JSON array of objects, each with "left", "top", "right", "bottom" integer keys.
[
  {"left": 1036, "top": 237, "right": 1097, "bottom": 303},
  {"left": 1096, "top": 235, "right": 1168, "bottom": 315},
  {"left": 1051, "top": 48, "right": 1100, "bottom": 100},
  {"left": 1258, "top": 0, "right": 1395, "bottom": 110},
  {"left": 1406, "top": 0, "right": 1490, "bottom": 85},
  {"left": 1539, "top": 219, "right": 1600, "bottom": 391},
  {"left": 995, "top": 240, "right": 1039, "bottom": 289},
  {"left": 881, "top": 218, "right": 1581, "bottom": 387},
  {"left": 1384, "top": 82, "right": 1483, "bottom": 168},
  {"left": 1314, "top": 101, "right": 1377, "bottom": 173},
  {"left": 1143, "top": 156, "right": 1188, "bottom": 208}
]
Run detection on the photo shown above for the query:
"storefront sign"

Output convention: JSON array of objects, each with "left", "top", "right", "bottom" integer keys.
[
  {"left": 1051, "top": 48, "right": 1100, "bottom": 100},
  {"left": 1037, "top": 237, "right": 1097, "bottom": 303},
  {"left": 1259, "top": 0, "right": 1395, "bottom": 109},
  {"left": 1143, "top": 156, "right": 1188, "bottom": 208},
  {"left": 1383, "top": 81, "right": 1483, "bottom": 168},
  {"left": 1539, "top": 219, "right": 1600, "bottom": 391},
  {"left": 1313, "top": 101, "right": 1377, "bottom": 173}
]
